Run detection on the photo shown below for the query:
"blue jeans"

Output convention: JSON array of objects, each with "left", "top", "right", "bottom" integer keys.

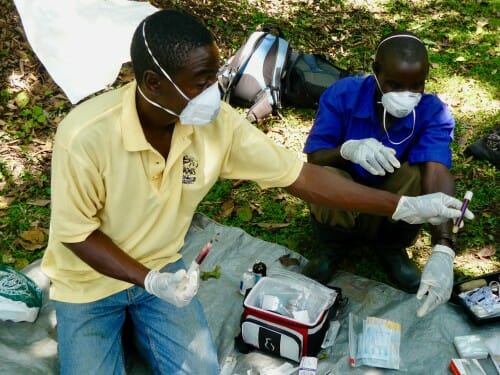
[{"left": 52, "top": 260, "right": 220, "bottom": 375}]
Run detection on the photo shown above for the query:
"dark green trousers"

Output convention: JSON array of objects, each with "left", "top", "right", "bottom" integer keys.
[{"left": 309, "top": 162, "right": 421, "bottom": 246}]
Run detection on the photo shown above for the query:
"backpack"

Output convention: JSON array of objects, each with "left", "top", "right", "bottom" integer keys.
[
  {"left": 217, "top": 25, "right": 291, "bottom": 123},
  {"left": 283, "top": 51, "right": 361, "bottom": 109}
]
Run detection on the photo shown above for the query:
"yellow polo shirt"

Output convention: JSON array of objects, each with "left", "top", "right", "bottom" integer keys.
[{"left": 42, "top": 81, "right": 303, "bottom": 303}]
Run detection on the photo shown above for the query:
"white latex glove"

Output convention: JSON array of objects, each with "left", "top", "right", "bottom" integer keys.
[
  {"left": 340, "top": 138, "right": 401, "bottom": 175},
  {"left": 392, "top": 192, "right": 474, "bottom": 225},
  {"left": 144, "top": 265, "right": 199, "bottom": 308},
  {"left": 416, "top": 245, "right": 455, "bottom": 317}
]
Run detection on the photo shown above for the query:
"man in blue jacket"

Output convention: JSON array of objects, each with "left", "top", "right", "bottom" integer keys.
[{"left": 303, "top": 31, "right": 458, "bottom": 317}]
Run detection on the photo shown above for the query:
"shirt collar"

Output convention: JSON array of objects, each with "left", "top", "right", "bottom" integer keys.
[{"left": 121, "top": 81, "right": 193, "bottom": 152}]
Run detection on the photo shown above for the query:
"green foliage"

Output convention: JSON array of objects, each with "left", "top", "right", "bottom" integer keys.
[
  {"left": 0, "top": 88, "right": 11, "bottom": 105},
  {"left": 17, "top": 105, "right": 47, "bottom": 140}
]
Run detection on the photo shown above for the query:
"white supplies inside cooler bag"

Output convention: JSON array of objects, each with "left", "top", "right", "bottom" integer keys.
[{"left": 240, "top": 271, "right": 340, "bottom": 362}]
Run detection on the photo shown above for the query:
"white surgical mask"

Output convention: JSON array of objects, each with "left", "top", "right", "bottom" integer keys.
[
  {"left": 374, "top": 74, "right": 422, "bottom": 118},
  {"left": 374, "top": 74, "right": 420, "bottom": 144},
  {"left": 140, "top": 21, "right": 220, "bottom": 126},
  {"left": 137, "top": 82, "right": 220, "bottom": 126},
  {"left": 380, "top": 91, "right": 421, "bottom": 118}
]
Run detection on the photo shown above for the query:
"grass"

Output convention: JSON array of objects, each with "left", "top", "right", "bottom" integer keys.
[{"left": 0, "top": 0, "right": 498, "bottom": 286}]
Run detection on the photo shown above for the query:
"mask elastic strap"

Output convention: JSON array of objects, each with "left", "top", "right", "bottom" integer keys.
[
  {"left": 142, "top": 22, "right": 190, "bottom": 102},
  {"left": 374, "top": 74, "right": 384, "bottom": 95},
  {"left": 382, "top": 108, "right": 415, "bottom": 145},
  {"left": 375, "top": 34, "right": 424, "bottom": 59},
  {"left": 137, "top": 85, "right": 180, "bottom": 118}
]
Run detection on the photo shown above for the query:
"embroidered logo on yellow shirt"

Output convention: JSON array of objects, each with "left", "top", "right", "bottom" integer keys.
[{"left": 182, "top": 155, "right": 198, "bottom": 184}]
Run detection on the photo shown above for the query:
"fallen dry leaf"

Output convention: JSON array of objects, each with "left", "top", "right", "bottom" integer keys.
[
  {"left": 0, "top": 196, "right": 15, "bottom": 209},
  {"left": 278, "top": 254, "right": 300, "bottom": 266},
  {"left": 475, "top": 246, "right": 497, "bottom": 259},
  {"left": 18, "top": 228, "right": 47, "bottom": 251},
  {"left": 220, "top": 199, "right": 234, "bottom": 218},
  {"left": 18, "top": 240, "right": 45, "bottom": 251},
  {"left": 255, "top": 222, "right": 291, "bottom": 230},
  {"left": 28, "top": 199, "right": 51, "bottom": 206},
  {"left": 19, "top": 228, "right": 45, "bottom": 243}
]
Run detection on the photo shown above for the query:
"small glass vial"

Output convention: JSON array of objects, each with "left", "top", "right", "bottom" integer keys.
[
  {"left": 239, "top": 269, "right": 256, "bottom": 296},
  {"left": 252, "top": 262, "right": 267, "bottom": 283}
]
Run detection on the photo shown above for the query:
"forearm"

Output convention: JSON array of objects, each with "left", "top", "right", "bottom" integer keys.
[
  {"left": 63, "top": 230, "right": 150, "bottom": 288},
  {"left": 286, "top": 162, "right": 399, "bottom": 216},
  {"left": 307, "top": 148, "right": 347, "bottom": 167},
  {"left": 421, "top": 162, "right": 456, "bottom": 246}
]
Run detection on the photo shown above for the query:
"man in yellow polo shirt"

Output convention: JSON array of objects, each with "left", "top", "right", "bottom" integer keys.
[{"left": 42, "top": 9, "right": 472, "bottom": 375}]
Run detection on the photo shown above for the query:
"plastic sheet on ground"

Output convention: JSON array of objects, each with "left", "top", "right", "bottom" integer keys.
[{"left": 1, "top": 213, "right": 498, "bottom": 374}]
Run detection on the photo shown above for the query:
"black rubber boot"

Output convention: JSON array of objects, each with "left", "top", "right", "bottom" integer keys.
[
  {"left": 302, "top": 215, "right": 357, "bottom": 285},
  {"left": 374, "top": 220, "right": 422, "bottom": 293}
]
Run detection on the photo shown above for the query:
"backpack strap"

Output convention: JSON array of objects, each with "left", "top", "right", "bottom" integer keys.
[
  {"left": 218, "top": 31, "right": 267, "bottom": 102},
  {"left": 240, "top": 33, "right": 277, "bottom": 92},
  {"left": 234, "top": 31, "right": 268, "bottom": 76},
  {"left": 270, "top": 37, "right": 290, "bottom": 109}
]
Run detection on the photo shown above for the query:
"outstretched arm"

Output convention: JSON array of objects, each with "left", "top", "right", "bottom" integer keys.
[
  {"left": 285, "top": 162, "right": 472, "bottom": 225},
  {"left": 286, "top": 162, "right": 398, "bottom": 215}
]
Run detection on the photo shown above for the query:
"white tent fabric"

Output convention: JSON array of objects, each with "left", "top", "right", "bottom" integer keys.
[{"left": 13, "top": 0, "right": 158, "bottom": 104}]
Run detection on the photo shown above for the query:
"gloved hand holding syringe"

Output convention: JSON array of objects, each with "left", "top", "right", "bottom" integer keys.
[
  {"left": 181, "top": 232, "right": 220, "bottom": 287},
  {"left": 145, "top": 233, "right": 219, "bottom": 307},
  {"left": 187, "top": 234, "right": 217, "bottom": 273}
]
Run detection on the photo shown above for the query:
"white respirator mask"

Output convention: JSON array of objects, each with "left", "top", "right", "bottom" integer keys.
[
  {"left": 374, "top": 74, "right": 422, "bottom": 118},
  {"left": 380, "top": 90, "right": 422, "bottom": 118},
  {"left": 374, "top": 74, "right": 419, "bottom": 145},
  {"left": 139, "top": 21, "right": 220, "bottom": 126}
]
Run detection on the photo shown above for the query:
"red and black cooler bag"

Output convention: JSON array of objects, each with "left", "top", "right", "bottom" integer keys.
[{"left": 239, "top": 274, "right": 340, "bottom": 362}]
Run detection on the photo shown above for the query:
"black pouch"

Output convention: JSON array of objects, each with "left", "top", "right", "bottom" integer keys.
[{"left": 283, "top": 51, "right": 364, "bottom": 108}]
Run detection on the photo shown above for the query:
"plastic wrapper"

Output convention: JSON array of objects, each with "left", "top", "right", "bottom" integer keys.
[
  {"left": 454, "top": 335, "right": 489, "bottom": 359},
  {"left": 250, "top": 269, "right": 337, "bottom": 324},
  {"left": 348, "top": 313, "right": 401, "bottom": 370}
]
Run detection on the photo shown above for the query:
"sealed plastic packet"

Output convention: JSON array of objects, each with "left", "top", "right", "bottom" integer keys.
[
  {"left": 0, "top": 264, "right": 43, "bottom": 322},
  {"left": 349, "top": 313, "right": 402, "bottom": 370},
  {"left": 454, "top": 335, "right": 489, "bottom": 359}
]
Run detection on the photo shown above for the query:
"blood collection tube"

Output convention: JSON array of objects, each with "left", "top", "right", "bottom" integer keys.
[{"left": 452, "top": 191, "right": 473, "bottom": 233}]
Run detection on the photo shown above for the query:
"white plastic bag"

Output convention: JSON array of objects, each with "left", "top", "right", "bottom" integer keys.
[{"left": 0, "top": 265, "right": 42, "bottom": 322}]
